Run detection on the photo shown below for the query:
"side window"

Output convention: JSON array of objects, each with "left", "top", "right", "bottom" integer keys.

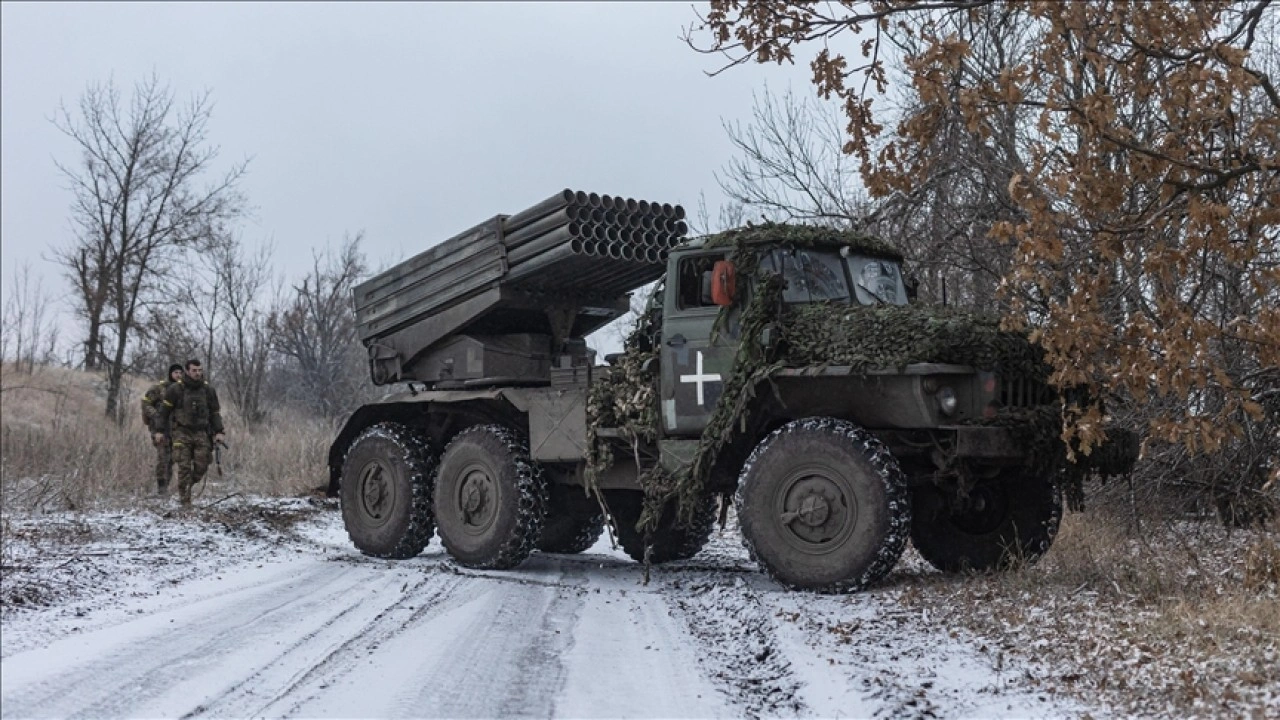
[{"left": 676, "top": 254, "right": 725, "bottom": 310}]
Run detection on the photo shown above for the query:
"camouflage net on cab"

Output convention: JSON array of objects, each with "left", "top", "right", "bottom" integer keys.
[{"left": 589, "top": 223, "right": 1131, "bottom": 532}]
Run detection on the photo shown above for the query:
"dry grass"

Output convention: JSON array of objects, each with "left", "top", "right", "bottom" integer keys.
[
  {"left": 1, "top": 363, "right": 334, "bottom": 511},
  {"left": 894, "top": 506, "right": 1280, "bottom": 718}
]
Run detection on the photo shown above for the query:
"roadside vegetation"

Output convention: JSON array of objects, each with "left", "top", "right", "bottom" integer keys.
[{"left": 0, "top": 362, "right": 333, "bottom": 513}]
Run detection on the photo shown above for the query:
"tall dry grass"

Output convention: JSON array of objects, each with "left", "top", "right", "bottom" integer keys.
[{"left": 1, "top": 363, "right": 335, "bottom": 511}]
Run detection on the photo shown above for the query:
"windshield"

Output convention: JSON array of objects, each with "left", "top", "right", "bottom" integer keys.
[
  {"left": 762, "top": 248, "right": 906, "bottom": 306},
  {"left": 847, "top": 256, "right": 907, "bottom": 306}
]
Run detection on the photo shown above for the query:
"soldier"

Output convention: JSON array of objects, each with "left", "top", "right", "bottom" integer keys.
[
  {"left": 141, "top": 363, "right": 184, "bottom": 495},
  {"left": 152, "top": 359, "right": 225, "bottom": 507}
]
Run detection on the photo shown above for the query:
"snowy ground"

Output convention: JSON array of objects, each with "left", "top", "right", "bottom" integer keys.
[{"left": 0, "top": 493, "right": 1233, "bottom": 719}]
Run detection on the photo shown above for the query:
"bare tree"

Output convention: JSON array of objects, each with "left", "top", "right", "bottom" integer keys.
[
  {"left": 718, "top": 85, "right": 872, "bottom": 226},
  {"left": 0, "top": 262, "right": 61, "bottom": 374},
  {"left": 213, "top": 235, "right": 276, "bottom": 424},
  {"left": 51, "top": 73, "right": 247, "bottom": 422},
  {"left": 268, "top": 234, "right": 370, "bottom": 419},
  {"left": 171, "top": 241, "right": 226, "bottom": 373}
]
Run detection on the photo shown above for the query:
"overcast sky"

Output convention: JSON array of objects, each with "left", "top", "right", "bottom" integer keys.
[{"left": 1, "top": 1, "right": 814, "bottom": 346}]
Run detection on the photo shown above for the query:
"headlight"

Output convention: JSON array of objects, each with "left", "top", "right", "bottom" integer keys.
[{"left": 936, "top": 386, "right": 958, "bottom": 416}]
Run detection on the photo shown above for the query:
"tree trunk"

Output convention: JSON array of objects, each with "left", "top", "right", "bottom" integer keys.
[
  {"left": 84, "top": 316, "right": 102, "bottom": 370},
  {"left": 105, "top": 321, "right": 129, "bottom": 423}
]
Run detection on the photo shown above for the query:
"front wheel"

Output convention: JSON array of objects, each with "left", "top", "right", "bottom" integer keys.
[
  {"left": 736, "top": 418, "right": 910, "bottom": 593},
  {"left": 434, "top": 424, "right": 547, "bottom": 569},
  {"left": 910, "top": 471, "right": 1062, "bottom": 572},
  {"left": 340, "top": 423, "right": 436, "bottom": 559}
]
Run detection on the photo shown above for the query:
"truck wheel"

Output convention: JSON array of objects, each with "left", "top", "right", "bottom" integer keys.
[
  {"left": 736, "top": 418, "right": 910, "bottom": 593},
  {"left": 536, "top": 485, "right": 606, "bottom": 554},
  {"left": 607, "top": 490, "right": 718, "bottom": 564},
  {"left": 340, "top": 423, "right": 436, "bottom": 559},
  {"left": 434, "top": 424, "right": 548, "bottom": 569},
  {"left": 910, "top": 471, "right": 1062, "bottom": 572}
]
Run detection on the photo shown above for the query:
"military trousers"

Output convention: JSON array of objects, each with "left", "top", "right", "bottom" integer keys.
[
  {"left": 171, "top": 428, "right": 212, "bottom": 505},
  {"left": 153, "top": 436, "right": 173, "bottom": 493}
]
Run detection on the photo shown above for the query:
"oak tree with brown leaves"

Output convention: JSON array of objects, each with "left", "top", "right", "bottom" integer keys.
[{"left": 690, "top": 1, "right": 1280, "bottom": 500}]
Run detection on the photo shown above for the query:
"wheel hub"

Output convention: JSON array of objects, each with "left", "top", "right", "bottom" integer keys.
[
  {"left": 950, "top": 482, "right": 1010, "bottom": 535},
  {"left": 780, "top": 474, "right": 850, "bottom": 545},
  {"left": 359, "top": 463, "right": 390, "bottom": 520},
  {"left": 458, "top": 466, "right": 496, "bottom": 528}
]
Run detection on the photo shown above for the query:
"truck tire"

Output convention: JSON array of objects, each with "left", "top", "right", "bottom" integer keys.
[
  {"left": 607, "top": 490, "right": 718, "bottom": 564},
  {"left": 736, "top": 418, "right": 910, "bottom": 593},
  {"left": 434, "top": 424, "right": 548, "bottom": 569},
  {"left": 536, "top": 485, "right": 606, "bottom": 554},
  {"left": 340, "top": 423, "right": 436, "bottom": 559},
  {"left": 910, "top": 471, "right": 1062, "bottom": 572}
]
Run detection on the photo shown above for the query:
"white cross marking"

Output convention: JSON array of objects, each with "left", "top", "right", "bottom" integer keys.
[{"left": 679, "top": 350, "right": 722, "bottom": 407}]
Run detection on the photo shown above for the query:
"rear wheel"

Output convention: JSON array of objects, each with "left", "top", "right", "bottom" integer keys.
[
  {"left": 736, "top": 418, "right": 910, "bottom": 593},
  {"left": 340, "top": 423, "right": 435, "bottom": 559},
  {"left": 434, "top": 424, "right": 547, "bottom": 569},
  {"left": 607, "top": 490, "right": 718, "bottom": 564},
  {"left": 910, "top": 470, "right": 1062, "bottom": 572},
  {"left": 537, "top": 484, "right": 606, "bottom": 554}
]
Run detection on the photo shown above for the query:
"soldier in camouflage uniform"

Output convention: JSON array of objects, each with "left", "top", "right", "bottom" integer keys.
[
  {"left": 142, "top": 363, "right": 184, "bottom": 495},
  {"left": 152, "top": 359, "right": 225, "bottom": 506}
]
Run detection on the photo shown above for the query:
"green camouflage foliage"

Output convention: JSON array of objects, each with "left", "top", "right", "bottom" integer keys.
[
  {"left": 702, "top": 221, "right": 903, "bottom": 261},
  {"left": 584, "top": 293, "right": 661, "bottom": 498},
  {"left": 782, "top": 302, "right": 1048, "bottom": 378}
]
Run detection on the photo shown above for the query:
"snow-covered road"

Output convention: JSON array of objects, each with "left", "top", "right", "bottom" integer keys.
[{"left": 1, "top": 500, "right": 1087, "bottom": 718}]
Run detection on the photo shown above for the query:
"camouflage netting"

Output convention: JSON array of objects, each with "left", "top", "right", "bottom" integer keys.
[
  {"left": 781, "top": 303, "right": 1048, "bottom": 378},
  {"left": 588, "top": 223, "right": 1131, "bottom": 533},
  {"left": 584, "top": 290, "right": 662, "bottom": 495},
  {"left": 701, "top": 222, "right": 904, "bottom": 260}
]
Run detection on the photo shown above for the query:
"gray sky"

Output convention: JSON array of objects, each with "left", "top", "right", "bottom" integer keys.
[{"left": 1, "top": 1, "right": 811, "bottom": 348}]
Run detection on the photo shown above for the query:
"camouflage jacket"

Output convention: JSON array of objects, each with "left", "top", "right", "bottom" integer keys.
[
  {"left": 155, "top": 378, "right": 225, "bottom": 436},
  {"left": 141, "top": 379, "right": 175, "bottom": 431}
]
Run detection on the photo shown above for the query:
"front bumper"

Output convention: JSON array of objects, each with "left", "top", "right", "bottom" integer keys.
[{"left": 942, "top": 424, "right": 1140, "bottom": 474}]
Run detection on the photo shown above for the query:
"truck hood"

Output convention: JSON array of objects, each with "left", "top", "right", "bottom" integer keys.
[{"left": 777, "top": 302, "right": 1048, "bottom": 380}]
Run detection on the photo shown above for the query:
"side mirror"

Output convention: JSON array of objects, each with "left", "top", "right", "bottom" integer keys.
[{"left": 711, "top": 260, "right": 737, "bottom": 306}]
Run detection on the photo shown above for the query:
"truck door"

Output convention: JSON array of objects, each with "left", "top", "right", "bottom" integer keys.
[{"left": 660, "top": 251, "right": 740, "bottom": 437}]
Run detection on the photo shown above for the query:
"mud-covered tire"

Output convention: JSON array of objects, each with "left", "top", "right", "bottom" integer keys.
[
  {"left": 536, "top": 485, "right": 606, "bottom": 554},
  {"left": 340, "top": 423, "right": 436, "bottom": 559},
  {"left": 607, "top": 490, "right": 718, "bottom": 564},
  {"left": 434, "top": 424, "right": 547, "bottom": 569},
  {"left": 736, "top": 418, "right": 910, "bottom": 593},
  {"left": 910, "top": 471, "right": 1062, "bottom": 572}
]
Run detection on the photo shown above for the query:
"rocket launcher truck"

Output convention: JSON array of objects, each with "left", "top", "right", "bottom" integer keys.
[{"left": 328, "top": 189, "right": 1137, "bottom": 592}]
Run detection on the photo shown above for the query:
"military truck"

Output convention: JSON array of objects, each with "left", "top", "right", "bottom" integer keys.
[{"left": 328, "top": 189, "right": 1132, "bottom": 592}]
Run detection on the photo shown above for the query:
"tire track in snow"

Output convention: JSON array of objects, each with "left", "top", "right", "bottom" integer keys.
[
  {"left": 1, "top": 559, "right": 406, "bottom": 719},
  {"left": 663, "top": 574, "right": 806, "bottom": 719},
  {"left": 387, "top": 558, "right": 587, "bottom": 718},
  {"left": 185, "top": 569, "right": 466, "bottom": 718}
]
